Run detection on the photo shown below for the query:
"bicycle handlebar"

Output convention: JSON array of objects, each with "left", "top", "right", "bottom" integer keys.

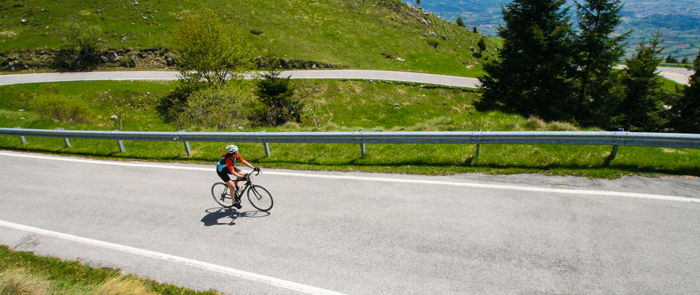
[{"left": 243, "top": 169, "right": 261, "bottom": 180}]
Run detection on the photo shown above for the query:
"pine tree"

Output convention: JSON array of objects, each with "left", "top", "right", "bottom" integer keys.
[
  {"left": 478, "top": 0, "right": 576, "bottom": 121},
  {"left": 675, "top": 50, "right": 700, "bottom": 132},
  {"left": 620, "top": 32, "right": 666, "bottom": 131},
  {"left": 572, "top": 0, "right": 630, "bottom": 128},
  {"left": 256, "top": 65, "right": 302, "bottom": 126}
]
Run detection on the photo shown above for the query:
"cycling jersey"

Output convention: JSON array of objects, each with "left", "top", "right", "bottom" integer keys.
[{"left": 217, "top": 153, "right": 244, "bottom": 173}]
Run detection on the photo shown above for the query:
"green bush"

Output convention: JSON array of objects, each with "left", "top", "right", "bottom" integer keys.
[
  {"left": 456, "top": 17, "right": 465, "bottom": 28},
  {"left": 31, "top": 94, "right": 94, "bottom": 124},
  {"left": 427, "top": 39, "right": 439, "bottom": 49},
  {"left": 255, "top": 67, "right": 305, "bottom": 126},
  {"left": 177, "top": 82, "right": 259, "bottom": 130},
  {"left": 525, "top": 116, "right": 547, "bottom": 130},
  {"left": 57, "top": 21, "right": 104, "bottom": 69}
]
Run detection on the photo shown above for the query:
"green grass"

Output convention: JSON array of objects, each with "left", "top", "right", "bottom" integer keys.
[
  {"left": 2, "top": 80, "right": 699, "bottom": 179},
  {"left": 0, "top": 245, "right": 220, "bottom": 294},
  {"left": 0, "top": 0, "right": 495, "bottom": 76}
]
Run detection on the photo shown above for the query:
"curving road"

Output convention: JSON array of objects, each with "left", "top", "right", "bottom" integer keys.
[
  {"left": 1, "top": 151, "right": 699, "bottom": 294},
  {"left": 0, "top": 67, "right": 693, "bottom": 87},
  {"left": 0, "top": 70, "right": 481, "bottom": 88}
]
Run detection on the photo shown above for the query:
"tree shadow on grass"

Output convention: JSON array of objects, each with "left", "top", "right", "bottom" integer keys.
[{"left": 201, "top": 207, "right": 270, "bottom": 226}]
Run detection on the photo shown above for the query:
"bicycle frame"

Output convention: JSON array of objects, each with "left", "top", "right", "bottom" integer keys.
[{"left": 233, "top": 171, "right": 259, "bottom": 201}]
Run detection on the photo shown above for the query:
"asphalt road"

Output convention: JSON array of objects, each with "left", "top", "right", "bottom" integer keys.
[
  {"left": 0, "top": 70, "right": 481, "bottom": 88},
  {"left": 1, "top": 151, "right": 699, "bottom": 294},
  {"left": 0, "top": 67, "right": 693, "bottom": 87}
]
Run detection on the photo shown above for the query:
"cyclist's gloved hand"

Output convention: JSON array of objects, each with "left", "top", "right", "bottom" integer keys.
[{"left": 253, "top": 167, "right": 261, "bottom": 172}]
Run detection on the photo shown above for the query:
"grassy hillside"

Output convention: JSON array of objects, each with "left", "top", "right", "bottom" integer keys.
[{"left": 0, "top": 0, "right": 497, "bottom": 76}]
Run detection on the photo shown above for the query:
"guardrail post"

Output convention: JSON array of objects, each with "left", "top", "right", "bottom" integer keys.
[
  {"left": 115, "top": 130, "right": 126, "bottom": 153},
  {"left": 59, "top": 127, "right": 71, "bottom": 147},
  {"left": 180, "top": 130, "right": 191, "bottom": 156},
  {"left": 610, "top": 128, "right": 624, "bottom": 160},
  {"left": 15, "top": 127, "right": 27, "bottom": 144},
  {"left": 360, "top": 129, "right": 366, "bottom": 159},
  {"left": 262, "top": 130, "right": 271, "bottom": 157},
  {"left": 476, "top": 129, "right": 482, "bottom": 157}
]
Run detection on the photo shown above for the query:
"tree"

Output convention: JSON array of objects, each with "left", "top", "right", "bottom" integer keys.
[
  {"left": 674, "top": 50, "right": 700, "bottom": 132},
  {"left": 473, "top": 26, "right": 478, "bottom": 33},
  {"left": 478, "top": 0, "right": 576, "bottom": 121},
  {"left": 456, "top": 17, "right": 465, "bottom": 28},
  {"left": 172, "top": 9, "right": 255, "bottom": 88},
  {"left": 416, "top": 0, "right": 422, "bottom": 5},
  {"left": 477, "top": 38, "right": 487, "bottom": 53},
  {"left": 572, "top": 0, "right": 630, "bottom": 128},
  {"left": 619, "top": 32, "right": 666, "bottom": 131},
  {"left": 255, "top": 65, "right": 303, "bottom": 126},
  {"left": 58, "top": 21, "right": 103, "bottom": 67}
]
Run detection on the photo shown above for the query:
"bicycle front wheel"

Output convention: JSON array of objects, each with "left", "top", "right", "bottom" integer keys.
[
  {"left": 211, "top": 182, "right": 234, "bottom": 208},
  {"left": 247, "top": 185, "right": 273, "bottom": 212}
]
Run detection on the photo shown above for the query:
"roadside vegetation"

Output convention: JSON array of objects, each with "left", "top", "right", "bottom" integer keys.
[
  {"left": 0, "top": 245, "right": 219, "bottom": 295},
  {"left": 1, "top": 79, "right": 698, "bottom": 179}
]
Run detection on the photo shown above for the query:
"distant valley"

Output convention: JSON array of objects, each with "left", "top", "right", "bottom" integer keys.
[{"left": 403, "top": 0, "right": 700, "bottom": 61}]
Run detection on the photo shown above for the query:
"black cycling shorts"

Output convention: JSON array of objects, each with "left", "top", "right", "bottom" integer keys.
[{"left": 216, "top": 167, "right": 241, "bottom": 182}]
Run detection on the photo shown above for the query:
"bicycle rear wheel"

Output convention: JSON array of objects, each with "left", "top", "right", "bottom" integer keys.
[
  {"left": 211, "top": 182, "right": 234, "bottom": 208},
  {"left": 247, "top": 185, "right": 273, "bottom": 212}
]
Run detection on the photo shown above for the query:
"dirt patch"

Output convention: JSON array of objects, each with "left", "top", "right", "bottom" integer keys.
[{"left": 1, "top": 48, "right": 339, "bottom": 73}]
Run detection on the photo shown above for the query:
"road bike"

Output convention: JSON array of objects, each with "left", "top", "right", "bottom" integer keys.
[{"left": 211, "top": 170, "right": 274, "bottom": 212}]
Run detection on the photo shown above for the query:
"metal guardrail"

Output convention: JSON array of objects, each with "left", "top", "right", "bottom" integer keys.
[{"left": 2, "top": 127, "right": 699, "bottom": 159}]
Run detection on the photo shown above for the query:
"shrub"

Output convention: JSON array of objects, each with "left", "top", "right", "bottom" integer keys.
[
  {"left": 524, "top": 116, "right": 547, "bottom": 130},
  {"left": 477, "top": 38, "right": 486, "bottom": 52},
  {"left": 456, "top": 17, "right": 465, "bottom": 28},
  {"left": 427, "top": 39, "right": 439, "bottom": 49},
  {"left": 255, "top": 67, "right": 304, "bottom": 126},
  {"left": 177, "top": 81, "right": 259, "bottom": 130},
  {"left": 58, "top": 21, "right": 103, "bottom": 68},
  {"left": 31, "top": 94, "right": 93, "bottom": 123}
]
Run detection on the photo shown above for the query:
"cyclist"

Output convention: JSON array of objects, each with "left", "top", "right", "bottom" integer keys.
[{"left": 216, "top": 144, "right": 260, "bottom": 209}]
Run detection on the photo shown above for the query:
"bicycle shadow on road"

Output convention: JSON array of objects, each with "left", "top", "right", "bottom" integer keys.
[{"left": 201, "top": 207, "right": 270, "bottom": 226}]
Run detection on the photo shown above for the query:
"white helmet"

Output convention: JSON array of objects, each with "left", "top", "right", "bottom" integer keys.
[{"left": 226, "top": 145, "right": 238, "bottom": 154}]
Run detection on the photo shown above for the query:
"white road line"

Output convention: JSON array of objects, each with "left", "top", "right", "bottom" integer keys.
[
  {"left": 0, "top": 220, "right": 345, "bottom": 295},
  {"left": 1, "top": 151, "right": 698, "bottom": 203}
]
